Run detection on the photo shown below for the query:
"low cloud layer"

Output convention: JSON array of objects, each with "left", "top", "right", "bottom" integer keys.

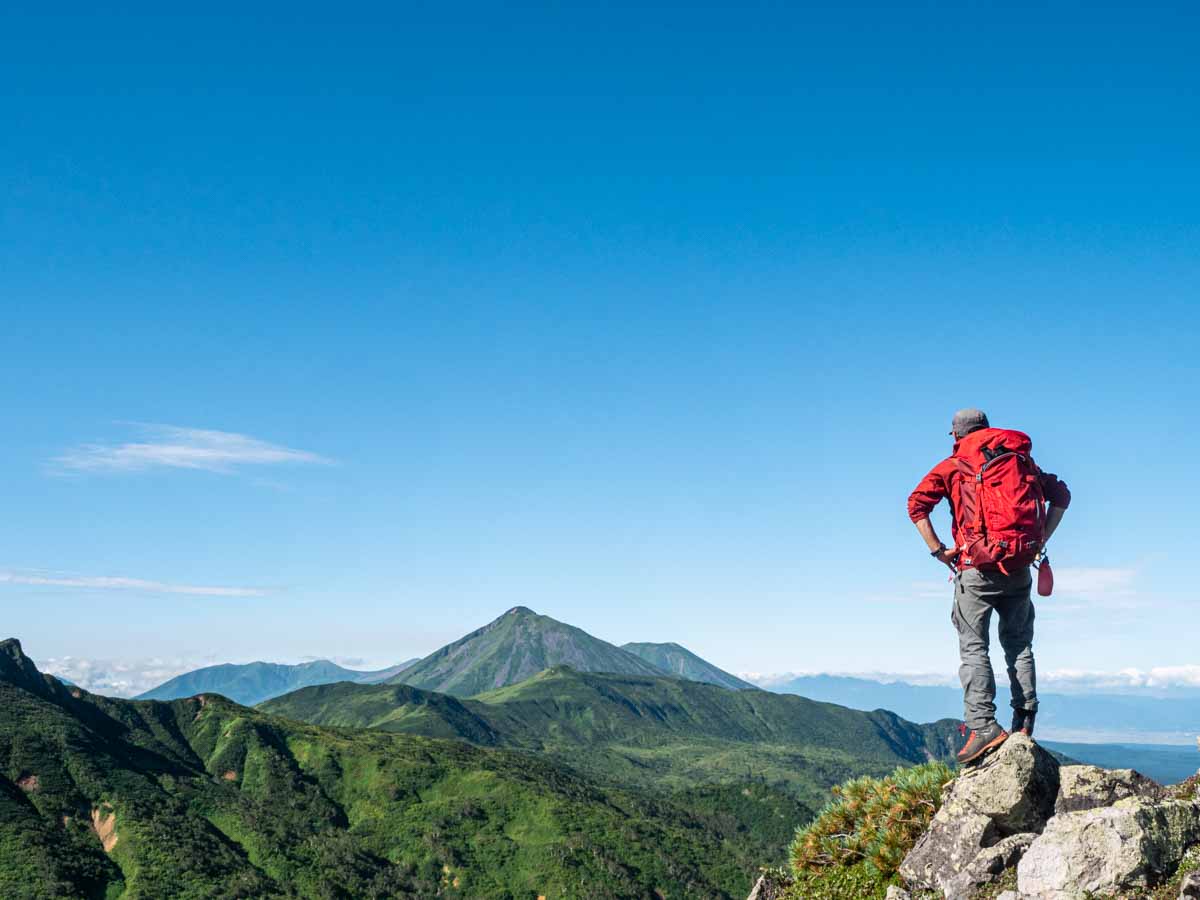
[
  {"left": 36, "top": 655, "right": 213, "bottom": 697},
  {"left": 36, "top": 653, "right": 398, "bottom": 697},
  {"left": 1040, "top": 665, "right": 1200, "bottom": 692},
  {"left": 0, "top": 569, "right": 265, "bottom": 598},
  {"left": 743, "top": 666, "right": 1200, "bottom": 693},
  {"left": 52, "top": 424, "right": 330, "bottom": 474}
]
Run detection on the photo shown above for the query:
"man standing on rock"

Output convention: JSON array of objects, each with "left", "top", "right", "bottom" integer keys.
[{"left": 907, "top": 409, "right": 1071, "bottom": 764}]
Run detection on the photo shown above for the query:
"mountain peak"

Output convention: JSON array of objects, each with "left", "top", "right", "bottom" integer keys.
[{"left": 392, "top": 609, "right": 667, "bottom": 696}]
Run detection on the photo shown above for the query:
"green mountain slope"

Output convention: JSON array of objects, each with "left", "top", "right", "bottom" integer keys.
[
  {"left": 391, "top": 606, "right": 666, "bottom": 696},
  {"left": 0, "top": 638, "right": 752, "bottom": 899},
  {"left": 621, "top": 641, "right": 755, "bottom": 690},
  {"left": 265, "top": 666, "right": 964, "bottom": 866},
  {"left": 135, "top": 658, "right": 419, "bottom": 705}
]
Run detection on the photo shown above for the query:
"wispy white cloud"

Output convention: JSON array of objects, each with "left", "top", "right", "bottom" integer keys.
[
  {"left": 0, "top": 569, "right": 266, "bottom": 597},
  {"left": 52, "top": 424, "right": 331, "bottom": 474}
]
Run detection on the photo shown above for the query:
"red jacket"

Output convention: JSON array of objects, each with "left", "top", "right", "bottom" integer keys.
[{"left": 908, "top": 427, "right": 1071, "bottom": 556}]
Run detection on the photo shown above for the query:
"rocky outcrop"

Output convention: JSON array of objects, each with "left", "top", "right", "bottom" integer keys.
[
  {"left": 891, "top": 731, "right": 1200, "bottom": 900},
  {"left": 1017, "top": 798, "right": 1200, "bottom": 898},
  {"left": 899, "top": 733, "right": 1056, "bottom": 895},
  {"left": 1054, "top": 763, "right": 1165, "bottom": 814}
]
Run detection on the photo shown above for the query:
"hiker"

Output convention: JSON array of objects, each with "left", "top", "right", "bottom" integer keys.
[{"left": 907, "top": 409, "right": 1071, "bottom": 764}]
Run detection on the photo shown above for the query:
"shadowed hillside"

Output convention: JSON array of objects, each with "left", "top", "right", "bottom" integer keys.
[{"left": 621, "top": 641, "right": 756, "bottom": 690}]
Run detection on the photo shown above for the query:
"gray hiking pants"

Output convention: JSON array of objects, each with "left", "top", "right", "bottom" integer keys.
[{"left": 952, "top": 566, "right": 1037, "bottom": 731}]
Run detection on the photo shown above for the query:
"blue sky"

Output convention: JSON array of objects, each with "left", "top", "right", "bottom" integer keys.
[{"left": 2, "top": 3, "right": 1198, "bottom": 694}]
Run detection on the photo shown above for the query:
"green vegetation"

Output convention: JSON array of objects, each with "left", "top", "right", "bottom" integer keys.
[
  {"left": 3, "top": 616, "right": 968, "bottom": 899},
  {"left": 619, "top": 642, "right": 755, "bottom": 690},
  {"left": 0, "top": 638, "right": 758, "bottom": 898},
  {"left": 135, "top": 658, "right": 418, "bottom": 706},
  {"left": 781, "top": 761, "right": 954, "bottom": 900},
  {"left": 264, "top": 665, "right": 962, "bottom": 873},
  {"left": 390, "top": 606, "right": 666, "bottom": 696}
]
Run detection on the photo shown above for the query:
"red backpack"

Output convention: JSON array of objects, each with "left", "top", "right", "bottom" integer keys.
[{"left": 951, "top": 428, "right": 1046, "bottom": 572}]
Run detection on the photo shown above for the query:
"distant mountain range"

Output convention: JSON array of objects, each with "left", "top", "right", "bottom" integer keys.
[
  {"left": 130, "top": 607, "right": 754, "bottom": 705},
  {"left": 134, "top": 657, "right": 418, "bottom": 706},
  {"left": 761, "top": 674, "right": 1200, "bottom": 745},
  {"left": 621, "top": 641, "right": 755, "bottom": 690}
]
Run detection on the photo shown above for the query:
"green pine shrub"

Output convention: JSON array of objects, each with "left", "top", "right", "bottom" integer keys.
[{"left": 786, "top": 761, "right": 953, "bottom": 897}]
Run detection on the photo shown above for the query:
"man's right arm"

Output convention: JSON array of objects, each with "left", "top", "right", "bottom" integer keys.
[{"left": 908, "top": 462, "right": 958, "bottom": 568}]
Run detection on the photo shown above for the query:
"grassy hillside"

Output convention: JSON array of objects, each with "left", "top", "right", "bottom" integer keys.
[
  {"left": 0, "top": 638, "right": 755, "bottom": 899},
  {"left": 135, "top": 658, "right": 419, "bottom": 706},
  {"left": 391, "top": 606, "right": 666, "bottom": 697},
  {"left": 621, "top": 642, "right": 755, "bottom": 690},
  {"left": 265, "top": 667, "right": 963, "bottom": 869}
]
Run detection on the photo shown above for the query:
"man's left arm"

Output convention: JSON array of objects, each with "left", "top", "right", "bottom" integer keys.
[{"left": 1039, "top": 471, "right": 1071, "bottom": 542}]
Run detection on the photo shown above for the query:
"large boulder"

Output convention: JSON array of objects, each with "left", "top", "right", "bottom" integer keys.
[
  {"left": 1017, "top": 798, "right": 1200, "bottom": 899},
  {"left": 899, "top": 734, "right": 1058, "bottom": 893},
  {"left": 948, "top": 733, "right": 1060, "bottom": 834},
  {"left": 1055, "top": 764, "right": 1165, "bottom": 814}
]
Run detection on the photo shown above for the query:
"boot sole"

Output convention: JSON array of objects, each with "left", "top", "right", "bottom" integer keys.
[{"left": 957, "top": 729, "right": 1009, "bottom": 765}]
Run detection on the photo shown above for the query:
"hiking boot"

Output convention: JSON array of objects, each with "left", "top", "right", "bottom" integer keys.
[
  {"left": 957, "top": 721, "right": 1009, "bottom": 765},
  {"left": 1011, "top": 709, "right": 1036, "bottom": 737}
]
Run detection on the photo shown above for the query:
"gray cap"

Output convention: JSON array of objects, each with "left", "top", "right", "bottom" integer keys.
[{"left": 951, "top": 408, "right": 990, "bottom": 438}]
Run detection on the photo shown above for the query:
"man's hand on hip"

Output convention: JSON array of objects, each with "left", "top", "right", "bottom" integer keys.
[{"left": 934, "top": 547, "right": 959, "bottom": 570}]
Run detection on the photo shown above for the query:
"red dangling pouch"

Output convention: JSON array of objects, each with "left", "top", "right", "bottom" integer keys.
[{"left": 1037, "top": 557, "right": 1054, "bottom": 597}]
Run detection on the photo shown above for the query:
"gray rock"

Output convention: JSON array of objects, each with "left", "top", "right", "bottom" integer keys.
[
  {"left": 995, "top": 893, "right": 1022, "bottom": 900},
  {"left": 1181, "top": 869, "right": 1200, "bottom": 899},
  {"left": 884, "top": 887, "right": 912, "bottom": 900},
  {"left": 899, "top": 733, "right": 1059, "bottom": 892},
  {"left": 941, "top": 832, "right": 1035, "bottom": 900},
  {"left": 1017, "top": 798, "right": 1200, "bottom": 899},
  {"left": 949, "top": 733, "right": 1059, "bottom": 834},
  {"left": 1055, "top": 764, "right": 1165, "bottom": 814},
  {"left": 899, "top": 808, "right": 997, "bottom": 892}
]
